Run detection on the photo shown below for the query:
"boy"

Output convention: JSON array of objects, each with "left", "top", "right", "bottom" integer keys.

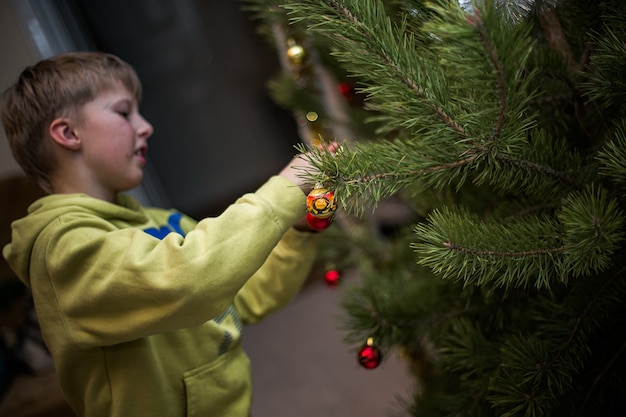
[{"left": 1, "top": 51, "right": 323, "bottom": 417}]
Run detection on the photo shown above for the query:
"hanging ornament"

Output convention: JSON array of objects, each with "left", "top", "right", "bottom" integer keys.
[
  {"left": 305, "top": 184, "right": 337, "bottom": 231},
  {"left": 286, "top": 38, "right": 306, "bottom": 65},
  {"left": 324, "top": 268, "right": 341, "bottom": 286},
  {"left": 305, "top": 212, "right": 332, "bottom": 231},
  {"left": 306, "top": 186, "right": 337, "bottom": 218},
  {"left": 337, "top": 82, "right": 353, "bottom": 99},
  {"left": 337, "top": 81, "right": 363, "bottom": 106},
  {"left": 358, "top": 337, "right": 382, "bottom": 369}
]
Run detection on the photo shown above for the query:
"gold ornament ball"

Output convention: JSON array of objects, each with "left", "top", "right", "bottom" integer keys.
[
  {"left": 287, "top": 44, "right": 305, "bottom": 65},
  {"left": 306, "top": 187, "right": 337, "bottom": 219}
]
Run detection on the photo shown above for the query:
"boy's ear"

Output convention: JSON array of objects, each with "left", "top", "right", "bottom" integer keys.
[{"left": 49, "top": 118, "right": 81, "bottom": 150}]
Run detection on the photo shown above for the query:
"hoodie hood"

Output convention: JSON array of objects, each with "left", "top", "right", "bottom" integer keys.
[{"left": 3, "top": 193, "right": 147, "bottom": 287}]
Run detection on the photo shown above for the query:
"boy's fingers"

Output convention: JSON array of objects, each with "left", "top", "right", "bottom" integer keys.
[{"left": 317, "top": 141, "right": 339, "bottom": 154}]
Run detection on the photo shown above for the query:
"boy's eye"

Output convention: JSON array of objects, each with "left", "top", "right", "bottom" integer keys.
[{"left": 117, "top": 111, "right": 130, "bottom": 118}]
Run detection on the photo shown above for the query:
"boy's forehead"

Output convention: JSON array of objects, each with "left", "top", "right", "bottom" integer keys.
[{"left": 102, "top": 80, "right": 136, "bottom": 98}]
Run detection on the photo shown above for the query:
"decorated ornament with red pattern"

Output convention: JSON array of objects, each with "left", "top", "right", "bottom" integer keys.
[
  {"left": 306, "top": 186, "right": 337, "bottom": 218},
  {"left": 358, "top": 337, "right": 382, "bottom": 369},
  {"left": 305, "top": 184, "right": 337, "bottom": 230}
]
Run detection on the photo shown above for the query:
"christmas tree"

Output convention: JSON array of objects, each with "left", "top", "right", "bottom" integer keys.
[{"left": 243, "top": 0, "right": 626, "bottom": 415}]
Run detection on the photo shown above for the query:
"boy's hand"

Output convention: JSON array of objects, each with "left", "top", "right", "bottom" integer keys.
[
  {"left": 292, "top": 215, "right": 319, "bottom": 233},
  {"left": 278, "top": 142, "right": 339, "bottom": 194},
  {"left": 280, "top": 142, "right": 339, "bottom": 233},
  {"left": 278, "top": 153, "right": 314, "bottom": 195},
  {"left": 279, "top": 155, "right": 321, "bottom": 233}
]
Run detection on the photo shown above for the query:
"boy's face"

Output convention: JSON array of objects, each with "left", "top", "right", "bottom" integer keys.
[{"left": 71, "top": 81, "right": 153, "bottom": 200}]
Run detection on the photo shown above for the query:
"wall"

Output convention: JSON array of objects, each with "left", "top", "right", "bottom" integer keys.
[{"left": 0, "top": 0, "right": 39, "bottom": 180}]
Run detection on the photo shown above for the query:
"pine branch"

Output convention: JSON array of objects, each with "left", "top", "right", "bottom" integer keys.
[
  {"left": 597, "top": 121, "right": 626, "bottom": 189},
  {"left": 290, "top": 0, "right": 595, "bottom": 217},
  {"left": 468, "top": 9, "right": 508, "bottom": 144},
  {"left": 412, "top": 186, "right": 623, "bottom": 289},
  {"left": 284, "top": 0, "right": 470, "bottom": 135},
  {"left": 244, "top": 1, "right": 626, "bottom": 415}
]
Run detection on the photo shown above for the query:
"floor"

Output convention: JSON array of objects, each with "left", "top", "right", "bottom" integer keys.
[{"left": 243, "top": 270, "right": 415, "bottom": 417}]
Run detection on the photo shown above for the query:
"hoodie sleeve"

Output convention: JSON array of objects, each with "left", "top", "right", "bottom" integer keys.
[
  {"left": 14, "top": 176, "right": 311, "bottom": 348},
  {"left": 234, "top": 227, "right": 319, "bottom": 325}
]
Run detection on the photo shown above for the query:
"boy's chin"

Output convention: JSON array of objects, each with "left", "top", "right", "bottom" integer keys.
[{"left": 118, "top": 178, "right": 144, "bottom": 194}]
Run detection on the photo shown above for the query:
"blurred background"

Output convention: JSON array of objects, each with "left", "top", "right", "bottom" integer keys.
[
  {"left": 1, "top": 0, "right": 301, "bottom": 216},
  {"left": 0, "top": 1, "right": 412, "bottom": 416}
]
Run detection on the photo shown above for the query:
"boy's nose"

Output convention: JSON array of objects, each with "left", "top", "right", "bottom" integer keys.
[{"left": 137, "top": 114, "right": 154, "bottom": 139}]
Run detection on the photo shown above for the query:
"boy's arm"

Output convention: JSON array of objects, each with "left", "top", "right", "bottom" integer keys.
[
  {"left": 29, "top": 176, "right": 307, "bottom": 348},
  {"left": 233, "top": 228, "right": 319, "bottom": 324}
]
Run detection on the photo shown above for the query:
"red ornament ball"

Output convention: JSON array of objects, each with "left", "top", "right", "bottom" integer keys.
[
  {"left": 358, "top": 338, "right": 382, "bottom": 369},
  {"left": 306, "top": 212, "right": 332, "bottom": 231},
  {"left": 324, "top": 269, "right": 341, "bottom": 286},
  {"left": 338, "top": 82, "right": 352, "bottom": 96}
]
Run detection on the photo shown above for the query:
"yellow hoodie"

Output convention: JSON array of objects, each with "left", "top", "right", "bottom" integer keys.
[{"left": 3, "top": 176, "right": 318, "bottom": 417}]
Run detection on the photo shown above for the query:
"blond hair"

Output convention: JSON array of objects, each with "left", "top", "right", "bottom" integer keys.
[{"left": 1, "top": 52, "right": 142, "bottom": 193}]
